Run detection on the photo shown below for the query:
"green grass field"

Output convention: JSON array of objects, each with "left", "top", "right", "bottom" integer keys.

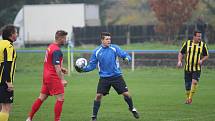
[
  {"left": 9, "top": 42, "right": 215, "bottom": 121},
  {"left": 9, "top": 53, "right": 215, "bottom": 121}
]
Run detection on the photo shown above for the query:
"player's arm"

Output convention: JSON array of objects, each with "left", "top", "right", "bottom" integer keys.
[
  {"left": 82, "top": 51, "right": 98, "bottom": 72},
  {"left": 199, "top": 43, "right": 209, "bottom": 65},
  {"left": 3, "top": 47, "right": 14, "bottom": 91},
  {"left": 61, "top": 67, "right": 68, "bottom": 74},
  {"left": 115, "top": 45, "right": 131, "bottom": 62},
  {"left": 177, "top": 41, "right": 187, "bottom": 67},
  {"left": 53, "top": 50, "right": 67, "bottom": 86}
]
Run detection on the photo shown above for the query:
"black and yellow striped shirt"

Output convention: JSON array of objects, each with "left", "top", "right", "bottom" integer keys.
[
  {"left": 180, "top": 40, "right": 209, "bottom": 72},
  {"left": 0, "top": 40, "right": 17, "bottom": 84}
]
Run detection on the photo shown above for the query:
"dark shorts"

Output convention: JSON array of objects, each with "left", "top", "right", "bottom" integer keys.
[
  {"left": 185, "top": 71, "right": 201, "bottom": 82},
  {"left": 184, "top": 71, "right": 201, "bottom": 90},
  {"left": 97, "top": 75, "right": 128, "bottom": 96},
  {"left": 0, "top": 82, "right": 14, "bottom": 103}
]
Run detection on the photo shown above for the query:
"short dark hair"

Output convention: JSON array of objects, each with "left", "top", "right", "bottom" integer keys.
[
  {"left": 193, "top": 30, "right": 201, "bottom": 36},
  {"left": 101, "top": 32, "right": 111, "bottom": 40},
  {"left": 55, "top": 30, "right": 68, "bottom": 40},
  {"left": 2, "top": 24, "right": 17, "bottom": 40}
]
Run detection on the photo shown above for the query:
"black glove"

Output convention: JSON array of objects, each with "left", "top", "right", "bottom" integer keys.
[
  {"left": 123, "top": 57, "right": 130, "bottom": 65},
  {"left": 74, "top": 65, "right": 84, "bottom": 73}
]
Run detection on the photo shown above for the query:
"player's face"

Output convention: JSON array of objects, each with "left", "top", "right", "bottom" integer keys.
[
  {"left": 10, "top": 29, "right": 18, "bottom": 42},
  {"left": 101, "top": 36, "right": 111, "bottom": 47},
  {"left": 59, "top": 36, "right": 67, "bottom": 45},
  {"left": 193, "top": 32, "right": 201, "bottom": 43}
]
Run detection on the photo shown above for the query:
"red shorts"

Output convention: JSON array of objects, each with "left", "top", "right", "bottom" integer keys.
[{"left": 41, "top": 78, "right": 64, "bottom": 96}]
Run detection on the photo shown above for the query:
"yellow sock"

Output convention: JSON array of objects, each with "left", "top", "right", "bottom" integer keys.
[
  {"left": 186, "top": 90, "right": 190, "bottom": 99},
  {"left": 188, "top": 84, "right": 198, "bottom": 99},
  {"left": 0, "top": 112, "right": 9, "bottom": 121}
]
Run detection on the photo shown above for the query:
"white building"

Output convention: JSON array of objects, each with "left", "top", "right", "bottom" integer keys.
[{"left": 13, "top": 4, "right": 100, "bottom": 47}]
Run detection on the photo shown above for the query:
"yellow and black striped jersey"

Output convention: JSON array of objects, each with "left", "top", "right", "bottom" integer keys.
[
  {"left": 0, "top": 40, "right": 17, "bottom": 84},
  {"left": 180, "top": 40, "right": 209, "bottom": 72}
]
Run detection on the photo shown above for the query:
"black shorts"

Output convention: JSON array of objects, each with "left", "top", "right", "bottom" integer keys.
[
  {"left": 0, "top": 82, "right": 14, "bottom": 103},
  {"left": 184, "top": 71, "right": 201, "bottom": 82},
  {"left": 97, "top": 75, "right": 128, "bottom": 96}
]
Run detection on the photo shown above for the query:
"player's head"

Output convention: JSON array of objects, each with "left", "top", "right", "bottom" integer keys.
[
  {"left": 101, "top": 32, "right": 111, "bottom": 47},
  {"left": 193, "top": 30, "right": 202, "bottom": 43},
  {"left": 55, "top": 30, "right": 68, "bottom": 45},
  {"left": 2, "top": 24, "right": 18, "bottom": 42}
]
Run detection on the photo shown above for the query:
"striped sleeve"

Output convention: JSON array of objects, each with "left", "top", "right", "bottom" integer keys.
[
  {"left": 180, "top": 41, "right": 187, "bottom": 54},
  {"left": 202, "top": 43, "right": 209, "bottom": 56}
]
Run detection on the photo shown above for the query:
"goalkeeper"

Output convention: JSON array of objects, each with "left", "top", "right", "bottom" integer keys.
[{"left": 75, "top": 32, "right": 140, "bottom": 121}]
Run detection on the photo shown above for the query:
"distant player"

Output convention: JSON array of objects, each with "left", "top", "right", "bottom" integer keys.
[
  {"left": 177, "top": 30, "right": 209, "bottom": 104},
  {"left": 75, "top": 32, "right": 140, "bottom": 121},
  {"left": 0, "top": 25, "right": 18, "bottom": 121},
  {"left": 26, "top": 30, "right": 68, "bottom": 121}
]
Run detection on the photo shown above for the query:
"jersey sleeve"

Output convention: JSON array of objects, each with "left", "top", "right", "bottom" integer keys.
[
  {"left": 83, "top": 50, "right": 98, "bottom": 72},
  {"left": 202, "top": 43, "right": 209, "bottom": 56},
  {"left": 180, "top": 41, "right": 187, "bottom": 54},
  {"left": 5, "top": 44, "right": 14, "bottom": 61},
  {"left": 3, "top": 47, "right": 14, "bottom": 82},
  {"left": 115, "top": 45, "right": 131, "bottom": 61},
  {"left": 52, "top": 50, "right": 63, "bottom": 65}
]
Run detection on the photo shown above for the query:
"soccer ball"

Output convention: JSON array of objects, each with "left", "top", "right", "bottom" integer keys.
[{"left": 75, "top": 58, "right": 87, "bottom": 68}]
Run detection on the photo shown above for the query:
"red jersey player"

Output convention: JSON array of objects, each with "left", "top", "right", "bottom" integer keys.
[{"left": 26, "top": 30, "right": 68, "bottom": 121}]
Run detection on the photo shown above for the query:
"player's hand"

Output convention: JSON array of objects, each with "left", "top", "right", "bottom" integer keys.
[
  {"left": 61, "top": 80, "right": 68, "bottom": 87},
  {"left": 61, "top": 67, "right": 68, "bottom": 74},
  {"left": 123, "top": 57, "right": 130, "bottom": 64},
  {"left": 177, "top": 61, "right": 182, "bottom": 68},
  {"left": 6, "top": 82, "right": 14, "bottom": 92},
  {"left": 74, "top": 65, "right": 84, "bottom": 73},
  {"left": 198, "top": 60, "right": 203, "bottom": 65}
]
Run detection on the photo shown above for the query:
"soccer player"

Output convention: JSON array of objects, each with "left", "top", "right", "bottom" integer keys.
[
  {"left": 26, "top": 30, "right": 68, "bottom": 121},
  {"left": 0, "top": 25, "right": 18, "bottom": 121},
  {"left": 75, "top": 32, "right": 140, "bottom": 121},
  {"left": 177, "top": 30, "right": 209, "bottom": 104}
]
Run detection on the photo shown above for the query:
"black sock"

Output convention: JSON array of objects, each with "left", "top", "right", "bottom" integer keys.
[
  {"left": 92, "top": 100, "right": 101, "bottom": 117},
  {"left": 124, "top": 96, "right": 133, "bottom": 109}
]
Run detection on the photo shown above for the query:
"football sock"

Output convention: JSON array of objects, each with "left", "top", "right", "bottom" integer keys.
[
  {"left": 92, "top": 100, "right": 101, "bottom": 117},
  {"left": 0, "top": 112, "right": 9, "bottom": 121},
  {"left": 54, "top": 100, "right": 64, "bottom": 121},
  {"left": 186, "top": 90, "right": 190, "bottom": 99},
  {"left": 124, "top": 96, "right": 134, "bottom": 109},
  {"left": 189, "top": 84, "right": 198, "bottom": 99},
  {"left": 29, "top": 98, "right": 43, "bottom": 119}
]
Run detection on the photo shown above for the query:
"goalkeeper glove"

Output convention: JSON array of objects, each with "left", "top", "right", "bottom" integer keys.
[
  {"left": 74, "top": 65, "right": 84, "bottom": 73},
  {"left": 123, "top": 57, "right": 130, "bottom": 64}
]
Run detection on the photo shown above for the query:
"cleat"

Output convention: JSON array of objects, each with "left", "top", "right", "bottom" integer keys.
[
  {"left": 26, "top": 117, "right": 32, "bottom": 121},
  {"left": 185, "top": 98, "right": 192, "bottom": 104},
  {"left": 91, "top": 115, "right": 97, "bottom": 121},
  {"left": 129, "top": 107, "right": 140, "bottom": 119}
]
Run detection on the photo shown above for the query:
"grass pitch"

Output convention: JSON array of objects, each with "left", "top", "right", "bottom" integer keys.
[{"left": 8, "top": 52, "right": 215, "bottom": 121}]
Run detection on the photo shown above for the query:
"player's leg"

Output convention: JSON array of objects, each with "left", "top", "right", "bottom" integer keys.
[
  {"left": 184, "top": 71, "right": 192, "bottom": 104},
  {"left": 91, "top": 93, "right": 103, "bottom": 121},
  {"left": 188, "top": 71, "right": 201, "bottom": 103},
  {"left": 26, "top": 81, "right": 49, "bottom": 121},
  {"left": 91, "top": 78, "right": 110, "bottom": 121},
  {"left": 54, "top": 93, "right": 64, "bottom": 121},
  {"left": 0, "top": 83, "right": 13, "bottom": 121},
  {"left": 0, "top": 103, "right": 11, "bottom": 121},
  {"left": 26, "top": 93, "right": 48, "bottom": 121},
  {"left": 112, "top": 76, "right": 139, "bottom": 119}
]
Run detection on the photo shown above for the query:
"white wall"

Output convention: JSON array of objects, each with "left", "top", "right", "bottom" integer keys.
[{"left": 23, "top": 4, "right": 85, "bottom": 43}]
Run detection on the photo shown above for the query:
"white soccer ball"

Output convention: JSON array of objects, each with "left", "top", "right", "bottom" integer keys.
[{"left": 75, "top": 58, "right": 87, "bottom": 68}]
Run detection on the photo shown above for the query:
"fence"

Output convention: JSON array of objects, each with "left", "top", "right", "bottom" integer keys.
[
  {"left": 72, "top": 24, "right": 215, "bottom": 46},
  {"left": 17, "top": 50, "right": 215, "bottom": 75}
]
